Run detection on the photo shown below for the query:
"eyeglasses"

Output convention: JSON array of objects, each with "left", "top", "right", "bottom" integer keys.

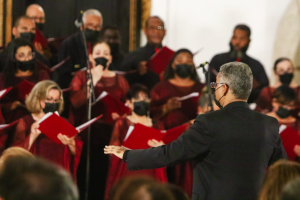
[
  {"left": 147, "top": 26, "right": 165, "bottom": 31},
  {"left": 15, "top": 52, "right": 35, "bottom": 61},
  {"left": 46, "top": 98, "right": 61, "bottom": 103},
  {"left": 210, "top": 82, "right": 227, "bottom": 89}
]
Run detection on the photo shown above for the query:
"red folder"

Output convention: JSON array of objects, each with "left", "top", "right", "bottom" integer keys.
[
  {"left": 280, "top": 125, "right": 300, "bottom": 160},
  {"left": 122, "top": 123, "right": 164, "bottom": 150},
  {"left": 16, "top": 80, "right": 35, "bottom": 101},
  {"left": 162, "top": 123, "right": 189, "bottom": 144},
  {"left": 92, "top": 91, "right": 131, "bottom": 124},
  {"left": 38, "top": 113, "right": 102, "bottom": 144},
  {"left": 34, "top": 28, "right": 48, "bottom": 48},
  {"left": 0, "top": 87, "right": 13, "bottom": 100},
  {"left": 147, "top": 46, "right": 174, "bottom": 75}
]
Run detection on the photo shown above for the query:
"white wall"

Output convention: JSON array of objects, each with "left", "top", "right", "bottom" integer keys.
[{"left": 141, "top": 0, "right": 292, "bottom": 83}]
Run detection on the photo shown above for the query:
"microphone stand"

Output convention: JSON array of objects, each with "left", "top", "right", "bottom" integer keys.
[
  {"left": 80, "top": 22, "right": 95, "bottom": 200},
  {"left": 198, "top": 62, "right": 214, "bottom": 112}
]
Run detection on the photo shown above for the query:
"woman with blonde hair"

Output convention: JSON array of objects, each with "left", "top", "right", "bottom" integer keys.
[
  {"left": 258, "top": 160, "right": 300, "bottom": 200},
  {"left": 12, "top": 80, "right": 82, "bottom": 180}
]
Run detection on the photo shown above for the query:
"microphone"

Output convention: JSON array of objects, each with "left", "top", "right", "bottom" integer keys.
[
  {"left": 196, "top": 61, "right": 209, "bottom": 69},
  {"left": 75, "top": 10, "right": 84, "bottom": 28}
]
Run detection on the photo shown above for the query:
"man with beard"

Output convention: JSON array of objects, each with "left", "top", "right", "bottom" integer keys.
[
  {"left": 209, "top": 24, "right": 269, "bottom": 103},
  {"left": 56, "top": 9, "right": 103, "bottom": 89},
  {"left": 101, "top": 25, "right": 125, "bottom": 71},
  {"left": 120, "top": 16, "right": 164, "bottom": 90},
  {"left": 0, "top": 15, "right": 50, "bottom": 72}
]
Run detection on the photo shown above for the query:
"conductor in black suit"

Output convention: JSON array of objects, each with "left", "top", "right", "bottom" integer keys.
[{"left": 104, "top": 62, "right": 287, "bottom": 200}]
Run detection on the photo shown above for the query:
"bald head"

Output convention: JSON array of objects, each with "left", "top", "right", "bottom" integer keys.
[{"left": 26, "top": 4, "right": 45, "bottom": 30}]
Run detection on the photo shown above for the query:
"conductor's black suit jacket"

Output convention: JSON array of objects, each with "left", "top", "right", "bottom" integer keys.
[{"left": 124, "top": 101, "right": 287, "bottom": 200}]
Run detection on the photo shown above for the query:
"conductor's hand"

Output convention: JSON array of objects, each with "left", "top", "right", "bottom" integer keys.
[
  {"left": 147, "top": 139, "right": 165, "bottom": 147},
  {"left": 104, "top": 145, "right": 126, "bottom": 159}
]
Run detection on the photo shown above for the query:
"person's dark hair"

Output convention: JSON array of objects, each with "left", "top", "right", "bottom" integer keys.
[
  {"left": 166, "top": 184, "right": 189, "bottom": 200},
  {"left": 234, "top": 24, "right": 251, "bottom": 37},
  {"left": 126, "top": 84, "right": 150, "bottom": 100},
  {"left": 145, "top": 16, "right": 165, "bottom": 28},
  {"left": 109, "top": 176, "right": 174, "bottom": 200},
  {"left": 3, "top": 38, "right": 37, "bottom": 87},
  {"left": 198, "top": 92, "right": 214, "bottom": 108},
  {"left": 280, "top": 178, "right": 300, "bottom": 200},
  {"left": 14, "top": 15, "right": 32, "bottom": 28},
  {"left": 219, "top": 62, "right": 253, "bottom": 100},
  {"left": 272, "top": 85, "right": 298, "bottom": 106},
  {"left": 273, "top": 57, "right": 292, "bottom": 72},
  {"left": 163, "top": 48, "right": 200, "bottom": 82},
  {"left": 101, "top": 24, "right": 119, "bottom": 35},
  {"left": 258, "top": 160, "right": 300, "bottom": 200},
  {"left": 0, "top": 156, "right": 79, "bottom": 200}
]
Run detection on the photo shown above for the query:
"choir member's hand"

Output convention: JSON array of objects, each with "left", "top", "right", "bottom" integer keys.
[
  {"left": 111, "top": 112, "right": 120, "bottom": 121},
  {"left": 137, "top": 61, "right": 147, "bottom": 75},
  {"left": 34, "top": 42, "right": 43, "bottom": 55},
  {"left": 294, "top": 145, "right": 300, "bottom": 157},
  {"left": 189, "top": 119, "right": 195, "bottom": 124},
  {"left": 104, "top": 145, "right": 126, "bottom": 159},
  {"left": 57, "top": 134, "right": 76, "bottom": 155},
  {"left": 163, "top": 97, "right": 181, "bottom": 114},
  {"left": 11, "top": 101, "right": 22, "bottom": 110},
  {"left": 147, "top": 139, "right": 165, "bottom": 147},
  {"left": 29, "top": 122, "right": 42, "bottom": 150}
]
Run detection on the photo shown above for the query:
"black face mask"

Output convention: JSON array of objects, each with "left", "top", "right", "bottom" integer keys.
[
  {"left": 213, "top": 85, "right": 227, "bottom": 109},
  {"left": 16, "top": 59, "right": 35, "bottom": 72},
  {"left": 279, "top": 73, "right": 293, "bottom": 85},
  {"left": 94, "top": 57, "right": 108, "bottom": 70},
  {"left": 20, "top": 32, "right": 36, "bottom": 43},
  {"left": 174, "top": 64, "right": 193, "bottom": 78},
  {"left": 42, "top": 102, "right": 59, "bottom": 114},
  {"left": 276, "top": 107, "right": 290, "bottom": 119},
  {"left": 109, "top": 43, "right": 120, "bottom": 56},
  {"left": 133, "top": 101, "right": 150, "bottom": 116},
  {"left": 35, "top": 23, "right": 44, "bottom": 31},
  {"left": 84, "top": 28, "right": 100, "bottom": 42},
  {"left": 229, "top": 42, "right": 249, "bottom": 59}
]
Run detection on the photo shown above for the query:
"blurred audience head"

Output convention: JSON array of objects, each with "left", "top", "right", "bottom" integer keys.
[
  {"left": 26, "top": 80, "right": 64, "bottom": 115},
  {"left": 126, "top": 84, "right": 150, "bottom": 117},
  {"left": 82, "top": 9, "right": 103, "bottom": 42},
  {"left": 198, "top": 92, "right": 219, "bottom": 114},
  {"left": 101, "top": 25, "right": 121, "bottom": 56},
  {"left": 144, "top": 16, "right": 166, "bottom": 47},
  {"left": 230, "top": 24, "right": 251, "bottom": 55},
  {"left": 280, "top": 178, "right": 300, "bottom": 200},
  {"left": 165, "top": 184, "right": 189, "bottom": 200},
  {"left": 26, "top": 4, "right": 45, "bottom": 31},
  {"left": 0, "top": 147, "right": 33, "bottom": 170},
  {"left": 89, "top": 41, "right": 112, "bottom": 70},
  {"left": 271, "top": 85, "right": 298, "bottom": 118},
  {"left": 12, "top": 15, "right": 36, "bottom": 43},
  {"left": 273, "top": 58, "right": 294, "bottom": 85},
  {"left": 163, "top": 48, "right": 199, "bottom": 82},
  {"left": 109, "top": 176, "right": 174, "bottom": 200},
  {"left": 258, "top": 160, "right": 300, "bottom": 200},
  {"left": 0, "top": 156, "right": 78, "bottom": 200}
]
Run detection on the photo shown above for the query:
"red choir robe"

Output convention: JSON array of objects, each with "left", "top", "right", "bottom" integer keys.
[
  {"left": 105, "top": 117, "right": 167, "bottom": 200},
  {"left": 0, "top": 107, "right": 7, "bottom": 154},
  {"left": 69, "top": 70, "right": 129, "bottom": 200},
  {"left": 150, "top": 80, "right": 204, "bottom": 198},
  {"left": 279, "top": 124, "right": 300, "bottom": 161},
  {"left": 150, "top": 80, "right": 204, "bottom": 129},
  {"left": 0, "top": 70, "right": 50, "bottom": 123},
  {"left": 255, "top": 86, "right": 300, "bottom": 114},
  {"left": 12, "top": 115, "right": 82, "bottom": 181}
]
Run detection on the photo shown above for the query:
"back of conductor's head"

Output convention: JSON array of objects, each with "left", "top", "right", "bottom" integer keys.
[
  {"left": 0, "top": 156, "right": 79, "bottom": 200},
  {"left": 218, "top": 62, "right": 253, "bottom": 101}
]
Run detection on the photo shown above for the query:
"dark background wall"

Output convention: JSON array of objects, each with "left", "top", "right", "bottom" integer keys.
[{"left": 11, "top": 0, "right": 133, "bottom": 53}]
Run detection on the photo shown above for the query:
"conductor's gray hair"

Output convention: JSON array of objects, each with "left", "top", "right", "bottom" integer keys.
[
  {"left": 82, "top": 9, "right": 103, "bottom": 24},
  {"left": 219, "top": 62, "right": 253, "bottom": 100}
]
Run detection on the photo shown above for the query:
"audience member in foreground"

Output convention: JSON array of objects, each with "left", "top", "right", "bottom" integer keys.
[
  {"left": 0, "top": 156, "right": 79, "bottom": 200},
  {"left": 0, "top": 147, "right": 33, "bottom": 170},
  {"left": 258, "top": 160, "right": 300, "bottom": 200},
  {"left": 280, "top": 177, "right": 300, "bottom": 200}
]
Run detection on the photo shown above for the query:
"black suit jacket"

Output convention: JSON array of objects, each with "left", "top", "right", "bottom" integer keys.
[
  {"left": 124, "top": 101, "right": 287, "bottom": 200},
  {"left": 209, "top": 52, "right": 269, "bottom": 103}
]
